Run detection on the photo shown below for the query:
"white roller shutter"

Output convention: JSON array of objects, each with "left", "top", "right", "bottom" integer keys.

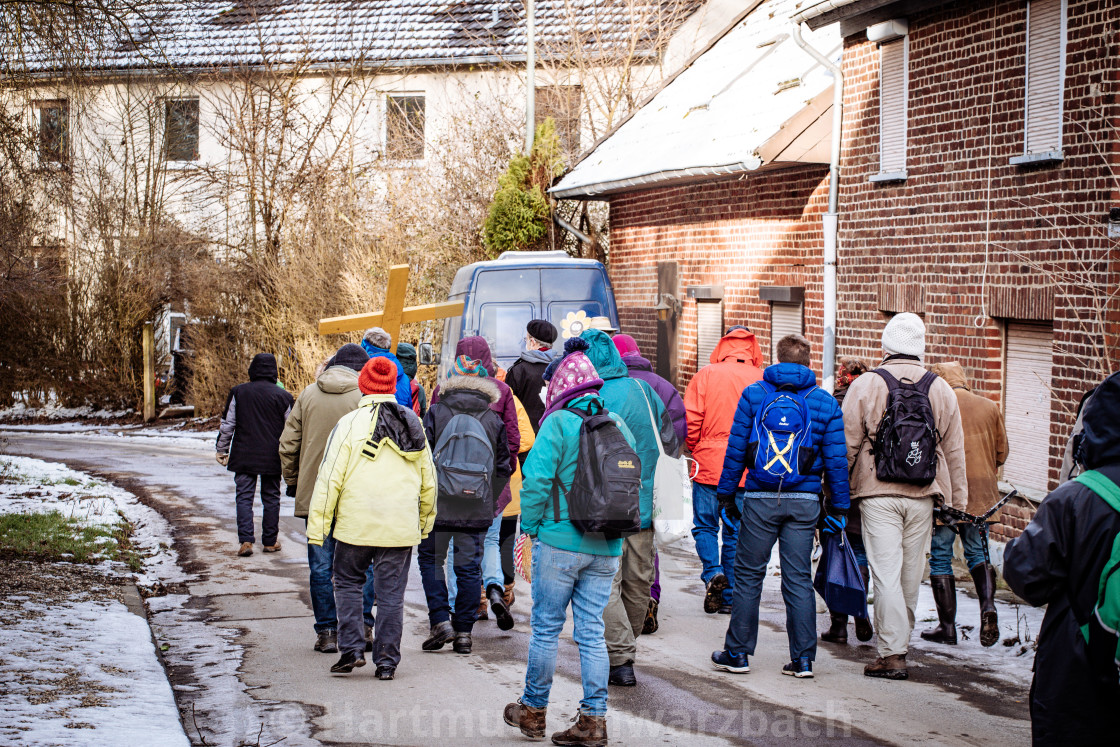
[
  {"left": 1003, "top": 323, "right": 1054, "bottom": 493},
  {"left": 770, "top": 302, "right": 803, "bottom": 364},
  {"left": 879, "top": 38, "right": 908, "bottom": 174},
  {"left": 696, "top": 300, "right": 723, "bottom": 369},
  {"left": 1025, "top": 0, "right": 1066, "bottom": 154}
]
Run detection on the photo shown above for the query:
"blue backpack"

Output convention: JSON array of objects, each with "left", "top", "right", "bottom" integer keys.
[{"left": 747, "top": 381, "right": 817, "bottom": 490}]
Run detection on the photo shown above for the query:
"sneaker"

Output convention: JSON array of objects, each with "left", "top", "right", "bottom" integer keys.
[
  {"left": 422, "top": 621, "right": 455, "bottom": 652},
  {"left": 607, "top": 662, "right": 636, "bottom": 686},
  {"left": 453, "top": 631, "right": 472, "bottom": 654},
  {"left": 704, "top": 573, "right": 729, "bottom": 614},
  {"left": 330, "top": 651, "right": 366, "bottom": 673},
  {"left": 313, "top": 629, "right": 338, "bottom": 654},
  {"left": 717, "top": 604, "right": 732, "bottom": 615},
  {"left": 237, "top": 542, "right": 253, "bottom": 557},
  {"left": 782, "top": 657, "right": 814, "bottom": 678},
  {"left": 711, "top": 650, "right": 750, "bottom": 673},
  {"left": 263, "top": 542, "right": 281, "bottom": 553},
  {"left": 375, "top": 665, "right": 395, "bottom": 680}
]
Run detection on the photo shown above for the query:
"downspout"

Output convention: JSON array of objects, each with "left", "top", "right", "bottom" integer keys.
[
  {"left": 790, "top": 21, "right": 843, "bottom": 393},
  {"left": 555, "top": 213, "right": 593, "bottom": 246},
  {"left": 525, "top": 0, "right": 536, "bottom": 155}
]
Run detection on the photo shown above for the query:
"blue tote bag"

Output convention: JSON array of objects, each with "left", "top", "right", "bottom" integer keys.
[{"left": 813, "top": 531, "right": 868, "bottom": 618}]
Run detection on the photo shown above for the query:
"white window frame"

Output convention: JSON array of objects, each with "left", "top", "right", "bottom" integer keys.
[
  {"left": 383, "top": 92, "right": 427, "bottom": 164},
  {"left": 871, "top": 35, "right": 908, "bottom": 183},
  {"left": 1012, "top": 0, "right": 1067, "bottom": 165}
]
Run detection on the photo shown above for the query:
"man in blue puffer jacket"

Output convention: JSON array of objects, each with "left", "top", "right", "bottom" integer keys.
[
  {"left": 710, "top": 334, "right": 850, "bottom": 679},
  {"left": 361, "top": 327, "right": 412, "bottom": 408}
]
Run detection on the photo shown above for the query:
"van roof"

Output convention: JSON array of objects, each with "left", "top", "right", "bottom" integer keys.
[{"left": 449, "top": 253, "right": 609, "bottom": 296}]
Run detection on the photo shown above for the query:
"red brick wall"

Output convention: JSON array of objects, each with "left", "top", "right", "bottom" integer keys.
[
  {"left": 837, "top": 0, "right": 1120, "bottom": 535},
  {"left": 608, "top": 165, "right": 831, "bottom": 386}
]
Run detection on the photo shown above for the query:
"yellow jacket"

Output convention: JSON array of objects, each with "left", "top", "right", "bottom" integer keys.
[
  {"left": 307, "top": 394, "right": 437, "bottom": 547},
  {"left": 503, "top": 396, "right": 537, "bottom": 517}
]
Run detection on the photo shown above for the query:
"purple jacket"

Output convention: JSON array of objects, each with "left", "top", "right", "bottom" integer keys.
[
  {"left": 431, "top": 335, "right": 520, "bottom": 472},
  {"left": 623, "top": 355, "right": 687, "bottom": 445}
]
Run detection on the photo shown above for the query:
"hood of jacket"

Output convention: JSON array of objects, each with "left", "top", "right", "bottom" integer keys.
[
  {"left": 712, "top": 329, "right": 763, "bottom": 367},
  {"left": 581, "top": 329, "right": 628, "bottom": 380},
  {"left": 248, "top": 353, "right": 278, "bottom": 382},
  {"left": 438, "top": 375, "right": 500, "bottom": 413},
  {"left": 456, "top": 336, "right": 496, "bottom": 376},
  {"left": 1080, "top": 371, "right": 1120, "bottom": 469},
  {"left": 316, "top": 365, "right": 360, "bottom": 395},
  {"left": 360, "top": 395, "right": 429, "bottom": 458},
  {"left": 395, "top": 342, "right": 418, "bottom": 379},
  {"left": 519, "top": 349, "right": 553, "bottom": 365},
  {"left": 623, "top": 354, "right": 654, "bottom": 373},
  {"left": 762, "top": 361, "right": 817, "bottom": 391},
  {"left": 931, "top": 361, "right": 970, "bottom": 391}
]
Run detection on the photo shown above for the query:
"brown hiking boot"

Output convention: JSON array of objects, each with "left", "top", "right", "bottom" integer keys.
[
  {"left": 551, "top": 711, "right": 607, "bottom": 747},
  {"left": 864, "top": 654, "right": 908, "bottom": 680},
  {"left": 642, "top": 598, "right": 659, "bottom": 635},
  {"left": 263, "top": 542, "right": 281, "bottom": 553},
  {"left": 971, "top": 563, "right": 1000, "bottom": 647},
  {"left": 504, "top": 699, "right": 547, "bottom": 740},
  {"left": 477, "top": 585, "right": 489, "bottom": 620},
  {"left": 504, "top": 581, "right": 516, "bottom": 608},
  {"left": 237, "top": 542, "right": 253, "bottom": 557}
]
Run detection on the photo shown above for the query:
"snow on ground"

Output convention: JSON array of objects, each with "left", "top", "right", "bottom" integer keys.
[
  {"left": 0, "top": 455, "right": 190, "bottom": 744},
  {"left": 0, "top": 400, "right": 131, "bottom": 421},
  {"left": 0, "top": 426, "right": 218, "bottom": 451}
]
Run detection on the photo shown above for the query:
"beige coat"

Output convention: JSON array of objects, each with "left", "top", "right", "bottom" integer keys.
[
  {"left": 931, "top": 362, "right": 1009, "bottom": 516},
  {"left": 842, "top": 358, "right": 968, "bottom": 510},
  {"left": 279, "top": 366, "right": 363, "bottom": 518}
]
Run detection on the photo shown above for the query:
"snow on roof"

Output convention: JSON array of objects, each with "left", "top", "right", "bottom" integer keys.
[
  {"left": 15, "top": 0, "right": 703, "bottom": 75},
  {"left": 551, "top": 0, "right": 840, "bottom": 199}
]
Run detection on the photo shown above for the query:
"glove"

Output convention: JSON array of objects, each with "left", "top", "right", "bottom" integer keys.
[
  {"left": 718, "top": 494, "right": 741, "bottom": 523},
  {"left": 215, "top": 452, "right": 229, "bottom": 466},
  {"left": 285, "top": 483, "right": 297, "bottom": 498},
  {"left": 822, "top": 508, "right": 848, "bottom": 534}
]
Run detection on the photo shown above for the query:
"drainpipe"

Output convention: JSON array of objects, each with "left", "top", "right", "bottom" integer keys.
[
  {"left": 525, "top": 0, "right": 536, "bottom": 156},
  {"left": 790, "top": 21, "right": 843, "bottom": 393}
]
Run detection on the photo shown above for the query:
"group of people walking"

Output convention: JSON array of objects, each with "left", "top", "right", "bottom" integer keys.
[{"left": 214, "top": 310, "right": 1120, "bottom": 746}]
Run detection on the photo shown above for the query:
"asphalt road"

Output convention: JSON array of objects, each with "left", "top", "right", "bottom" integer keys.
[{"left": 1, "top": 431, "right": 1032, "bottom": 746}]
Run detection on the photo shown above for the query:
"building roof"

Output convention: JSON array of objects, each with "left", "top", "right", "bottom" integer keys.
[
  {"left": 551, "top": 0, "right": 840, "bottom": 199},
  {"left": 14, "top": 0, "right": 703, "bottom": 75}
]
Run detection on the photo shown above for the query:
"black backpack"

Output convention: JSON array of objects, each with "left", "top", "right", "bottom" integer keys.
[
  {"left": 870, "top": 369, "right": 940, "bottom": 485},
  {"left": 553, "top": 402, "right": 642, "bottom": 539}
]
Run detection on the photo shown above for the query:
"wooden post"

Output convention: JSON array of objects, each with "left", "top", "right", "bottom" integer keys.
[
  {"left": 656, "top": 261, "right": 679, "bottom": 387},
  {"left": 380, "top": 265, "right": 411, "bottom": 354},
  {"left": 142, "top": 322, "right": 155, "bottom": 422}
]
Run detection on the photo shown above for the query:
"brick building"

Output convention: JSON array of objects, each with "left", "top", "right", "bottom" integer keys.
[{"left": 555, "top": 0, "right": 1119, "bottom": 540}]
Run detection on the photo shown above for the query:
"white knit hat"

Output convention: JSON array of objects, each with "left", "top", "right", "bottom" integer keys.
[{"left": 882, "top": 312, "right": 926, "bottom": 360}]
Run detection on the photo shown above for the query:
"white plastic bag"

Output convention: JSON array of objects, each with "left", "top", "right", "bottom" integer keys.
[{"left": 637, "top": 386, "right": 695, "bottom": 547}]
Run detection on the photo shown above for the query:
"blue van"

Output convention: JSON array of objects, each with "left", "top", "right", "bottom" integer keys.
[{"left": 436, "top": 251, "right": 620, "bottom": 377}]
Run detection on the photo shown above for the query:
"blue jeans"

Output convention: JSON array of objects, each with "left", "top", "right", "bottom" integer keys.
[
  {"left": 929, "top": 523, "right": 987, "bottom": 575},
  {"left": 418, "top": 530, "right": 485, "bottom": 632},
  {"left": 725, "top": 494, "right": 820, "bottom": 662},
  {"left": 692, "top": 482, "right": 742, "bottom": 604},
  {"left": 305, "top": 520, "right": 375, "bottom": 633},
  {"left": 848, "top": 530, "right": 868, "bottom": 567},
  {"left": 522, "top": 541, "right": 619, "bottom": 717}
]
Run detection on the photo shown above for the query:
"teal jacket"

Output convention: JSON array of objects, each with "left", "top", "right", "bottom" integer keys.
[
  {"left": 581, "top": 329, "right": 669, "bottom": 528},
  {"left": 520, "top": 394, "right": 636, "bottom": 556}
]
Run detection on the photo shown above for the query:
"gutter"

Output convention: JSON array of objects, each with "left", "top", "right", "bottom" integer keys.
[
  {"left": 789, "top": 21, "right": 843, "bottom": 394},
  {"left": 551, "top": 159, "right": 761, "bottom": 200},
  {"left": 789, "top": 1, "right": 859, "bottom": 27}
]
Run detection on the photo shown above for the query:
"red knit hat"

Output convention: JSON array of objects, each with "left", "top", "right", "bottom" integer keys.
[{"left": 358, "top": 357, "right": 397, "bottom": 395}]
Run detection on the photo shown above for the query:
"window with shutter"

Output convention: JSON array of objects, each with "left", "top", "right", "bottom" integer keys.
[
  {"left": 1020, "top": 0, "right": 1066, "bottom": 159},
  {"left": 1002, "top": 322, "right": 1054, "bottom": 493},
  {"left": 876, "top": 38, "right": 908, "bottom": 179},
  {"left": 770, "top": 302, "right": 803, "bottom": 364},
  {"left": 696, "top": 300, "right": 723, "bottom": 369}
]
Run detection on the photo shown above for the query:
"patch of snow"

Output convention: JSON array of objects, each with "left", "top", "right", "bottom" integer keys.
[
  {"left": 0, "top": 398, "right": 131, "bottom": 421},
  {"left": 1, "top": 428, "right": 217, "bottom": 451}
]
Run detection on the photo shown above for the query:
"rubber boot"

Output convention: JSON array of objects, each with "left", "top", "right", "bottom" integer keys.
[
  {"left": 854, "top": 565, "right": 874, "bottom": 642},
  {"left": 920, "top": 574, "right": 957, "bottom": 645},
  {"left": 821, "top": 612, "right": 848, "bottom": 643},
  {"left": 972, "top": 563, "right": 1000, "bottom": 647}
]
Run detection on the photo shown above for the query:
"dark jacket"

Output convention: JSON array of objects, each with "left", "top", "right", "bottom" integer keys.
[
  {"left": 216, "top": 354, "right": 294, "bottom": 475},
  {"left": 359, "top": 340, "right": 412, "bottom": 408},
  {"left": 431, "top": 336, "right": 520, "bottom": 471},
  {"left": 1003, "top": 371, "right": 1120, "bottom": 745},
  {"left": 423, "top": 376, "right": 513, "bottom": 531},
  {"left": 716, "top": 362, "right": 850, "bottom": 508},
  {"left": 622, "top": 354, "right": 687, "bottom": 446},
  {"left": 505, "top": 349, "right": 552, "bottom": 432}
]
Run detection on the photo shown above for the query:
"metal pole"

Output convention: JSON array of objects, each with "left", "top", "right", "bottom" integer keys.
[
  {"left": 790, "top": 21, "right": 843, "bottom": 393},
  {"left": 525, "top": 0, "right": 536, "bottom": 155}
]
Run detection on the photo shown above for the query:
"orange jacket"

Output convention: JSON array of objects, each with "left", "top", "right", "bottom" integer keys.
[{"left": 684, "top": 329, "right": 764, "bottom": 486}]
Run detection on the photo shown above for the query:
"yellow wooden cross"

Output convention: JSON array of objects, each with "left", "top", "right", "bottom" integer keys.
[{"left": 318, "top": 264, "right": 464, "bottom": 353}]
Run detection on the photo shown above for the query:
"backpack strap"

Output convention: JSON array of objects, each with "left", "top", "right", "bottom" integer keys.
[
  {"left": 914, "top": 370, "right": 938, "bottom": 394},
  {"left": 1075, "top": 470, "right": 1120, "bottom": 514},
  {"left": 553, "top": 406, "right": 593, "bottom": 523},
  {"left": 872, "top": 368, "right": 901, "bottom": 392}
]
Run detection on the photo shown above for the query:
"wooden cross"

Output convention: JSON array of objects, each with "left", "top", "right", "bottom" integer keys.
[{"left": 317, "top": 264, "right": 464, "bottom": 353}]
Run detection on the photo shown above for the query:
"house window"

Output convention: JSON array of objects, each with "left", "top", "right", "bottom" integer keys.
[
  {"left": 695, "top": 300, "right": 723, "bottom": 369},
  {"left": 1016, "top": 0, "right": 1066, "bottom": 162},
  {"left": 1003, "top": 322, "right": 1054, "bottom": 493},
  {"left": 536, "top": 86, "right": 582, "bottom": 156},
  {"left": 386, "top": 95, "right": 425, "bottom": 160},
  {"left": 770, "top": 302, "right": 803, "bottom": 364},
  {"left": 37, "top": 100, "right": 69, "bottom": 164},
  {"left": 164, "top": 98, "right": 199, "bottom": 162},
  {"left": 874, "top": 37, "right": 908, "bottom": 180}
]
